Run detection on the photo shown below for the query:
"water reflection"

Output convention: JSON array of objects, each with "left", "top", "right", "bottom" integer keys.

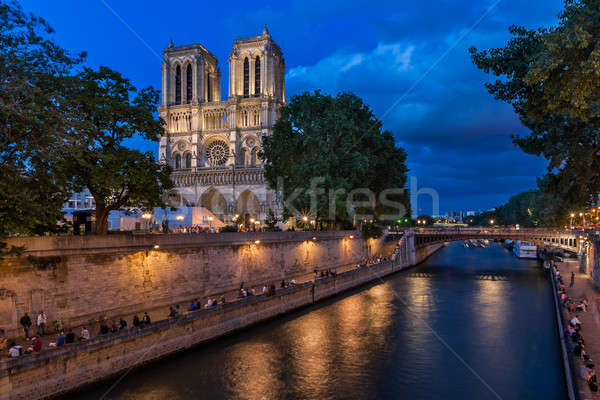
[{"left": 78, "top": 243, "right": 565, "bottom": 400}]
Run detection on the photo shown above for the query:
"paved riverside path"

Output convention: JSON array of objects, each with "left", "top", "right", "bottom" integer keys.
[
  {"left": 557, "top": 261, "right": 600, "bottom": 400},
  {"left": 4, "top": 261, "right": 366, "bottom": 357}
]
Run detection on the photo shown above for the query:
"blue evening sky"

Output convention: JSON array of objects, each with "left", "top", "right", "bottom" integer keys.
[{"left": 20, "top": 0, "right": 564, "bottom": 215}]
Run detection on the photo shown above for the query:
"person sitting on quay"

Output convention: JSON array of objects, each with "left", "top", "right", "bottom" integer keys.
[
  {"left": 65, "top": 329, "right": 75, "bottom": 344},
  {"left": 31, "top": 337, "right": 42, "bottom": 352},
  {"left": 56, "top": 331, "right": 66, "bottom": 347},
  {"left": 81, "top": 327, "right": 90, "bottom": 341},
  {"left": 7, "top": 341, "right": 22, "bottom": 358},
  {"left": 205, "top": 298, "right": 215, "bottom": 308},
  {"left": 189, "top": 299, "right": 198, "bottom": 311},
  {"left": 168, "top": 306, "right": 177, "bottom": 318},
  {"left": 238, "top": 288, "right": 247, "bottom": 298},
  {"left": 219, "top": 296, "right": 227, "bottom": 304},
  {"left": 586, "top": 364, "right": 598, "bottom": 392},
  {"left": 195, "top": 299, "right": 202, "bottom": 310},
  {"left": 132, "top": 314, "right": 141, "bottom": 329},
  {"left": 20, "top": 313, "right": 32, "bottom": 339},
  {"left": 577, "top": 299, "right": 588, "bottom": 312},
  {"left": 143, "top": 312, "right": 151, "bottom": 325},
  {"left": 99, "top": 318, "right": 110, "bottom": 335},
  {"left": 571, "top": 315, "right": 582, "bottom": 329},
  {"left": 262, "top": 285, "right": 268, "bottom": 295},
  {"left": 119, "top": 318, "right": 128, "bottom": 330}
]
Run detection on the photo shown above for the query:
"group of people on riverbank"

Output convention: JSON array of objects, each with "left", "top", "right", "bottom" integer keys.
[
  {"left": 553, "top": 265, "right": 598, "bottom": 392},
  {"left": 171, "top": 225, "right": 218, "bottom": 234},
  {"left": 4, "top": 311, "right": 153, "bottom": 359},
  {"left": 3, "top": 257, "right": 391, "bottom": 361}
]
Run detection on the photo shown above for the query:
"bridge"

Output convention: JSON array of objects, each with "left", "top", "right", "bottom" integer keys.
[{"left": 409, "top": 228, "right": 582, "bottom": 253}]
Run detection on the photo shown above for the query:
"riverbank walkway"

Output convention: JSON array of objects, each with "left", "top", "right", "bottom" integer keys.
[
  {"left": 2, "top": 259, "right": 383, "bottom": 360},
  {"left": 557, "top": 261, "right": 600, "bottom": 400}
]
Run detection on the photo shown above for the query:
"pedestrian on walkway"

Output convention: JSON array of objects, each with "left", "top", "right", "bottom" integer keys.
[
  {"left": 36, "top": 311, "right": 47, "bottom": 336},
  {"left": 20, "top": 313, "right": 32, "bottom": 338},
  {"left": 570, "top": 271, "right": 575, "bottom": 287}
]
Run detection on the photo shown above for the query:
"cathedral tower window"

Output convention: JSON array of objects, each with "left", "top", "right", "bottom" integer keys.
[
  {"left": 175, "top": 65, "right": 181, "bottom": 104},
  {"left": 185, "top": 153, "right": 192, "bottom": 168},
  {"left": 186, "top": 64, "right": 192, "bottom": 103},
  {"left": 175, "top": 154, "right": 181, "bottom": 169},
  {"left": 207, "top": 72, "right": 212, "bottom": 102},
  {"left": 243, "top": 57, "right": 249, "bottom": 98},
  {"left": 255, "top": 56, "right": 261, "bottom": 96}
]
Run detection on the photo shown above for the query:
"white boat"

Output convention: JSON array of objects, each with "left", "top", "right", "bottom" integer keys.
[{"left": 513, "top": 240, "right": 537, "bottom": 259}]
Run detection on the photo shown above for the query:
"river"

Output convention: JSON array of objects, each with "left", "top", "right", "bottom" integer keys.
[{"left": 78, "top": 242, "right": 566, "bottom": 400}]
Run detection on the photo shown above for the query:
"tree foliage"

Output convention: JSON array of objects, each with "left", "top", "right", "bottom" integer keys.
[
  {"left": 63, "top": 67, "right": 172, "bottom": 234},
  {"left": 494, "top": 190, "right": 568, "bottom": 227},
  {"left": 0, "top": 1, "right": 84, "bottom": 254},
  {"left": 260, "top": 91, "right": 410, "bottom": 228},
  {"left": 0, "top": 1, "right": 172, "bottom": 244},
  {"left": 470, "top": 0, "right": 600, "bottom": 209}
]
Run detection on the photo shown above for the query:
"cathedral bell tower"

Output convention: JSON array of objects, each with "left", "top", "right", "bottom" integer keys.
[{"left": 228, "top": 25, "right": 285, "bottom": 102}]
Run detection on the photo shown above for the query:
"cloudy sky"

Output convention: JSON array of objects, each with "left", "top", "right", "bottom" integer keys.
[{"left": 21, "top": 0, "right": 565, "bottom": 215}]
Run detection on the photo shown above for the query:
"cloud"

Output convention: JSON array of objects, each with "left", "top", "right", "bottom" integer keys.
[{"left": 285, "top": 34, "right": 549, "bottom": 213}]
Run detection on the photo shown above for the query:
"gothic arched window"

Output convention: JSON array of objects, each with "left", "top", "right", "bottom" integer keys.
[
  {"left": 175, "top": 65, "right": 181, "bottom": 104},
  {"left": 175, "top": 154, "right": 181, "bottom": 169},
  {"left": 185, "top": 153, "right": 192, "bottom": 168},
  {"left": 243, "top": 57, "right": 249, "bottom": 98},
  {"left": 207, "top": 72, "right": 212, "bottom": 102},
  {"left": 186, "top": 64, "right": 192, "bottom": 103},
  {"left": 255, "top": 56, "right": 261, "bottom": 96}
]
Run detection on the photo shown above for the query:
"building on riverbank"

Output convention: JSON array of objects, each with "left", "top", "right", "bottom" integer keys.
[{"left": 158, "top": 26, "right": 285, "bottom": 226}]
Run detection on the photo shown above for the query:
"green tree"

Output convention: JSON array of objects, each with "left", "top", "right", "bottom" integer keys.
[
  {"left": 470, "top": 0, "right": 600, "bottom": 209},
  {"left": 0, "top": 1, "right": 84, "bottom": 254},
  {"left": 260, "top": 91, "right": 410, "bottom": 228},
  {"left": 63, "top": 67, "right": 172, "bottom": 234},
  {"left": 494, "top": 190, "right": 568, "bottom": 227}
]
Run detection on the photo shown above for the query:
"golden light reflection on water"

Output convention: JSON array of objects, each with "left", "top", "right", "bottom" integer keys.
[
  {"left": 222, "top": 341, "right": 283, "bottom": 400},
  {"left": 472, "top": 279, "right": 509, "bottom": 345}
]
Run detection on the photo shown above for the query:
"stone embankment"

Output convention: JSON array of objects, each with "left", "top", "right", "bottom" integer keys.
[{"left": 0, "top": 232, "right": 441, "bottom": 400}]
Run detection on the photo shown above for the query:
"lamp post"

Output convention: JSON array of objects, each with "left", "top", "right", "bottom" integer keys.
[
  {"left": 570, "top": 213, "right": 575, "bottom": 228},
  {"left": 580, "top": 212, "right": 584, "bottom": 227},
  {"left": 141, "top": 212, "right": 153, "bottom": 232},
  {"left": 208, "top": 216, "right": 214, "bottom": 230}
]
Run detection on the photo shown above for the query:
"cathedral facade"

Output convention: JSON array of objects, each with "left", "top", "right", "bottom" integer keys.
[{"left": 158, "top": 27, "right": 285, "bottom": 225}]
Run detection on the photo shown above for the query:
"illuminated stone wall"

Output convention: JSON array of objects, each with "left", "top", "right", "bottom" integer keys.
[{"left": 0, "top": 231, "right": 379, "bottom": 337}]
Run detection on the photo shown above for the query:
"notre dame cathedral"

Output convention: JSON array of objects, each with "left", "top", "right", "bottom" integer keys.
[{"left": 158, "top": 26, "right": 285, "bottom": 225}]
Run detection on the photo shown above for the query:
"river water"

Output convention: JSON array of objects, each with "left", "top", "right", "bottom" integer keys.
[{"left": 79, "top": 242, "right": 566, "bottom": 400}]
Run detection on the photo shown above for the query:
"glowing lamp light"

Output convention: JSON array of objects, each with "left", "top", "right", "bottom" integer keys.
[
  {"left": 254, "top": 221, "right": 260, "bottom": 225},
  {"left": 254, "top": 240, "right": 261, "bottom": 245},
  {"left": 250, "top": 218, "right": 256, "bottom": 223},
  {"left": 310, "top": 219, "right": 315, "bottom": 225},
  {"left": 141, "top": 212, "right": 152, "bottom": 220},
  {"left": 312, "top": 237, "right": 317, "bottom": 241},
  {"left": 349, "top": 235, "right": 354, "bottom": 239},
  {"left": 175, "top": 214, "right": 184, "bottom": 222},
  {"left": 153, "top": 244, "right": 160, "bottom": 249},
  {"left": 302, "top": 216, "right": 308, "bottom": 222}
]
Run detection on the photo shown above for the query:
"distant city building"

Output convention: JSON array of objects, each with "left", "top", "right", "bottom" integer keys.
[{"left": 158, "top": 26, "right": 285, "bottom": 225}]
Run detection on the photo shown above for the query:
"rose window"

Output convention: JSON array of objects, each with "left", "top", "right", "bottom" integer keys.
[{"left": 206, "top": 140, "right": 229, "bottom": 166}]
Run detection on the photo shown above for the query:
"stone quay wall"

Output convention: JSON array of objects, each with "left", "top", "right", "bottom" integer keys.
[
  {"left": 0, "top": 244, "right": 437, "bottom": 400},
  {"left": 0, "top": 232, "right": 384, "bottom": 339}
]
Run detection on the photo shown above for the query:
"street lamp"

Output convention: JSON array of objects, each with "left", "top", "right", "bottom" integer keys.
[
  {"left": 208, "top": 216, "right": 214, "bottom": 229},
  {"left": 141, "top": 212, "right": 152, "bottom": 231},
  {"left": 489, "top": 219, "right": 495, "bottom": 225},
  {"left": 175, "top": 214, "right": 184, "bottom": 222}
]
